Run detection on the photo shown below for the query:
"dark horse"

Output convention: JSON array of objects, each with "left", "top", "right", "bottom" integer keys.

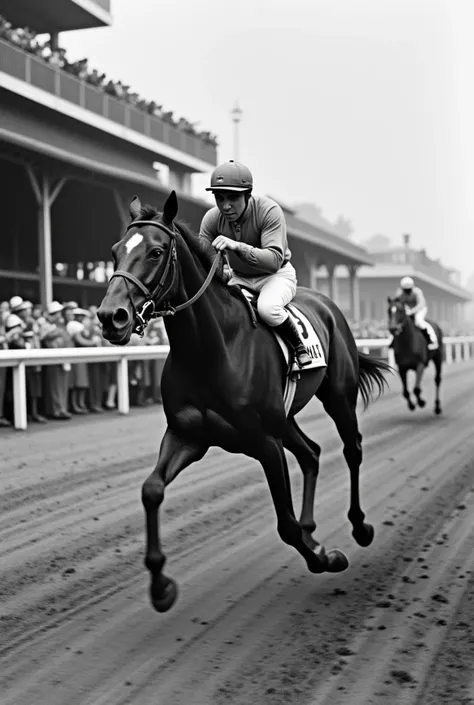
[
  {"left": 387, "top": 297, "right": 443, "bottom": 414},
  {"left": 97, "top": 192, "right": 390, "bottom": 613}
]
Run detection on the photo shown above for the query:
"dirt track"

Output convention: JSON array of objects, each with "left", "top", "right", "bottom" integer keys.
[{"left": 1, "top": 360, "right": 474, "bottom": 705}]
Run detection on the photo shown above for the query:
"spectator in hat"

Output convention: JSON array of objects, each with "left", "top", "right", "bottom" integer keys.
[
  {"left": 86, "top": 310, "right": 108, "bottom": 413},
  {"left": 41, "top": 301, "right": 72, "bottom": 420},
  {"left": 9, "top": 295, "right": 23, "bottom": 311},
  {"left": 12, "top": 301, "right": 46, "bottom": 423},
  {"left": 0, "top": 309, "right": 10, "bottom": 427},
  {"left": 65, "top": 307, "right": 91, "bottom": 414}
]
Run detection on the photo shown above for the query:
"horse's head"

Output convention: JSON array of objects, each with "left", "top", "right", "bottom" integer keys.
[
  {"left": 97, "top": 191, "right": 179, "bottom": 345},
  {"left": 387, "top": 296, "right": 409, "bottom": 337}
]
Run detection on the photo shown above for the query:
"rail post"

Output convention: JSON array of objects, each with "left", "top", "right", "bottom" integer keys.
[
  {"left": 117, "top": 357, "right": 130, "bottom": 414},
  {"left": 445, "top": 344, "right": 453, "bottom": 364},
  {"left": 13, "top": 362, "right": 27, "bottom": 430}
]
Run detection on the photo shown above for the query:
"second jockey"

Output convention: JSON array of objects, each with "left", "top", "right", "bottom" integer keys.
[
  {"left": 395, "top": 276, "right": 438, "bottom": 350},
  {"left": 199, "top": 160, "right": 312, "bottom": 368}
]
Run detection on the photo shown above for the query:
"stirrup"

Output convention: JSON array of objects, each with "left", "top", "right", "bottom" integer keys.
[{"left": 295, "top": 347, "right": 312, "bottom": 368}]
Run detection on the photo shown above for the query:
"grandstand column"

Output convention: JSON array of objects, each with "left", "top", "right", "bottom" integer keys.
[
  {"left": 50, "top": 32, "right": 59, "bottom": 51},
  {"left": 26, "top": 168, "right": 66, "bottom": 307},
  {"left": 326, "top": 264, "right": 339, "bottom": 303},
  {"left": 113, "top": 189, "right": 130, "bottom": 228},
  {"left": 309, "top": 262, "right": 319, "bottom": 290},
  {"left": 348, "top": 265, "right": 360, "bottom": 323}
]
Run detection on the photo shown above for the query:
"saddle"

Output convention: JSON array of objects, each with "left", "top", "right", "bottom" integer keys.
[
  {"left": 235, "top": 286, "right": 327, "bottom": 364},
  {"left": 231, "top": 286, "right": 327, "bottom": 415}
]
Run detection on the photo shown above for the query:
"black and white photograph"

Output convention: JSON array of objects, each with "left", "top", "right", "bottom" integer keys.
[{"left": 0, "top": 1, "right": 473, "bottom": 703}]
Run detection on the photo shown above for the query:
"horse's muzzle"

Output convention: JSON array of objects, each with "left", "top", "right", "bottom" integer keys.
[
  {"left": 97, "top": 305, "right": 133, "bottom": 344},
  {"left": 388, "top": 325, "right": 402, "bottom": 336}
]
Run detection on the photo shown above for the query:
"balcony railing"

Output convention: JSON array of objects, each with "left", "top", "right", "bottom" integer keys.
[{"left": 0, "top": 39, "right": 217, "bottom": 166}]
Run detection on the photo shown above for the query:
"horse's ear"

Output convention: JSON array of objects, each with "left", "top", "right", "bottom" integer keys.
[
  {"left": 163, "top": 190, "right": 178, "bottom": 224},
  {"left": 387, "top": 296, "right": 392, "bottom": 304},
  {"left": 129, "top": 196, "right": 141, "bottom": 220}
]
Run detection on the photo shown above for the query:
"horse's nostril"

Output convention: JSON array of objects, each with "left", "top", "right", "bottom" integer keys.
[{"left": 112, "top": 307, "right": 130, "bottom": 326}]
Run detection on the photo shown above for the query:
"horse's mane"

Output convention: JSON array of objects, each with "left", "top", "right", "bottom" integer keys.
[{"left": 137, "top": 204, "right": 228, "bottom": 286}]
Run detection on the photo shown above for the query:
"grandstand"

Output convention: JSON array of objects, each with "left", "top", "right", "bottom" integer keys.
[
  {"left": 316, "top": 234, "right": 472, "bottom": 336},
  {"left": 0, "top": 4, "right": 372, "bottom": 309}
]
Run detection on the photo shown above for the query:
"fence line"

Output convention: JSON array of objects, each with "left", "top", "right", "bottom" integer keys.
[{"left": 1, "top": 337, "right": 474, "bottom": 430}]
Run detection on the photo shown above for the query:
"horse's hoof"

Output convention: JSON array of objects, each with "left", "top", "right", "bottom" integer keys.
[
  {"left": 326, "top": 549, "right": 349, "bottom": 573},
  {"left": 417, "top": 399, "right": 426, "bottom": 408},
  {"left": 353, "top": 522, "right": 374, "bottom": 547},
  {"left": 307, "top": 547, "right": 329, "bottom": 574},
  {"left": 408, "top": 404, "right": 416, "bottom": 411},
  {"left": 150, "top": 576, "right": 179, "bottom": 613},
  {"left": 435, "top": 407, "right": 442, "bottom": 416}
]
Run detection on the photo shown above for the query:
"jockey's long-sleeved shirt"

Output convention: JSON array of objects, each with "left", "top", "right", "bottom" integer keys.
[
  {"left": 395, "top": 286, "right": 426, "bottom": 313},
  {"left": 199, "top": 195, "right": 292, "bottom": 277}
]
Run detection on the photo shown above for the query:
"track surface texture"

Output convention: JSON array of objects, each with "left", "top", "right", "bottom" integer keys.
[{"left": 1, "top": 360, "right": 474, "bottom": 705}]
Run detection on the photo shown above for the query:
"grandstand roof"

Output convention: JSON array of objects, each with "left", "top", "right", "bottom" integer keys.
[
  {"left": 319, "top": 263, "right": 471, "bottom": 301},
  {"left": 269, "top": 196, "right": 372, "bottom": 267},
  {"left": 0, "top": 0, "right": 112, "bottom": 33}
]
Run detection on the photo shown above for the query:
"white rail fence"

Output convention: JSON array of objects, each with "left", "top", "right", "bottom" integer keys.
[{"left": 1, "top": 337, "right": 474, "bottom": 431}]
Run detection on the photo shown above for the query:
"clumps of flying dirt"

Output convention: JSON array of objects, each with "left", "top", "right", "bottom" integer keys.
[
  {"left": 431, "top": 592, "right": 449, "bottom": 604},
  {"left": 390, "top": 669, "right": 416, "bottom": 684}
]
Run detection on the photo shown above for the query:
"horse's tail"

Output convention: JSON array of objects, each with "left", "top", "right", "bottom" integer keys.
[{"left": 358, "top": 351, "right": 392, "bottom": 409}]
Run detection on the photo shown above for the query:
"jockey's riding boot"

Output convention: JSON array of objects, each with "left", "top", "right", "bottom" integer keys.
[
  {"left": 274, "top": 316, "right": 312, "bottom": 368},
  {"left": 421, "top": 327, "right": 437, "bottom": 349}
]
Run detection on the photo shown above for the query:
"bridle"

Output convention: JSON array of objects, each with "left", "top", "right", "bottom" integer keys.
[
  {"left": 389, "top": 302, "right": 409, "bottom": 337},
  {"left": 110, "top": 219, "right": 222, "bottom": 336}
]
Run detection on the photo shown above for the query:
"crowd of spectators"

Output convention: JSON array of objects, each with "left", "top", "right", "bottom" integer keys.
[
  {"left": 0, "top": 14, "right": 218, "bottom": 147},
  {"left": 349, "top": 318, "right": 474, "bottom": 339},
  {"left": 350, "top": 319, "right": 389, "bottom": 340},
  {"left": 0, "top": 297, "right": 168, "bottom": 429},
  {"left": 2, "top": 295, "right": 474, "bottom": 430}
]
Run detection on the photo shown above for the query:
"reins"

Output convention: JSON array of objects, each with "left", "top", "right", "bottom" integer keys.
[{"left": 110, "top": 219, "right": 223, "bottom": 336}]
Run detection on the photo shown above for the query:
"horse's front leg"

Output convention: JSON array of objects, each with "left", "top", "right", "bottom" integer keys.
[
  {"left": 142, "top": 427, "right": 208, "bottom": 612},
  {"left": 399, "top": 367, "right": 415, "bottom": 410},
  {"left": 413, "top": 361, "right": 427, "bottom": 408},
  {"left": 254, "top": 435, "right": 347, "bottom": 574}
]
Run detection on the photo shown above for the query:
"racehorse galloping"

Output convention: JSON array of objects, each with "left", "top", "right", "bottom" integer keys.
[
  {"left": 97, "top": 192, "right": 390, "bottom": 613},
  {"left": 387, "top": 297, "right": 443, "bottom": 414}
]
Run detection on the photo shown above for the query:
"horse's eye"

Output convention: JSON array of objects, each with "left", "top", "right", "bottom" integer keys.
[{"left": 149, "top": 249, "right": 162, "bottom": 260}]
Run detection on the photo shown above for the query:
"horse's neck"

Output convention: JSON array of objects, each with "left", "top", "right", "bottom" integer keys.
[
  {"left": 398, "top": 318, "right": 418, "bottom": 347},
  {"left": 163, "top": 239, "right": 242, "bottom": 366}
]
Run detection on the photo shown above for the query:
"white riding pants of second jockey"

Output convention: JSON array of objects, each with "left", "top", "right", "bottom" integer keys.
[
  {"left": 228, "top": 261, "right": 297, "bottom": 326},
  {"left": 413, "top": 306, "right": 428, "bottom": 329}
]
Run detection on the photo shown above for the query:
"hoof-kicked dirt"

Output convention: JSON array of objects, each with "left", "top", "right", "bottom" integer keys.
[{"left": 1, "top": 361, "right": 474, "bottom": 705}]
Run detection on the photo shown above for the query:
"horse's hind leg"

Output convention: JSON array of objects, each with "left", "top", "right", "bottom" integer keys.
[
  {"left": 413, "top": 362, "right": 427, "bottom": 408},
  {"left": 254, "top": 434, "right": 348, "bottom": 574},
  {"left": 282, "top": 417, "right": 322, "bottom": 552},
  {"left": 320, "top": 389, "right": 374, "bottom": 548},
  {"left": 142, "top": 427, "right": 208, "bottom": 612},
  {"left": 433, "top": 353, "right": 442, "bottom": 415}
]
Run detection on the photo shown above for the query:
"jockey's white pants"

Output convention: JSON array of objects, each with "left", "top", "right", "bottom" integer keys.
[
  {"left": 228, "top": 261, "right": 297, "bottom": 326},
  {"left": 413, "top": 307, "right": 428, "bottom": 328}
]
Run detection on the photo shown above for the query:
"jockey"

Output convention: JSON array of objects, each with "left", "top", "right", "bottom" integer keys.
[
  {"left": 394, "top": 276, "right": 438, "bottom": 349},
  {"left": 199, "top": 160, "right": 312, "bottom": 368}
]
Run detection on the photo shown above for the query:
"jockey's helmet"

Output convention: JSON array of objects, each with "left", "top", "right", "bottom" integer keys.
[
  {"left": 400, "top": 276, "right": 414, "bottom": 290},
  {"left": 206, "top": 160, "right": 253, "bottom": 192}
]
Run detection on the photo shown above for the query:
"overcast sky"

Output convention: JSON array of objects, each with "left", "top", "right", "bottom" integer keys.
[{"left": 63, "top": 0, "right": 473, "bottom": 283}]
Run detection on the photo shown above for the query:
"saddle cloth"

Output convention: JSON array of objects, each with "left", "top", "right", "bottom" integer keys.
[{"left": 240, "top": 291, "right": 327, "bottom": 416}]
